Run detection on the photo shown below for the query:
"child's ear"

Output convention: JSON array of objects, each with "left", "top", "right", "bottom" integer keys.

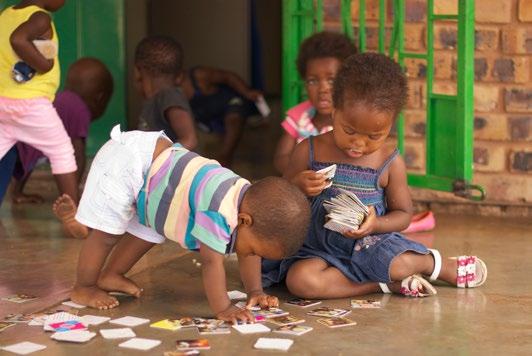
[{"left": 237, "top": 212, "right": 253, "bottom": 226}]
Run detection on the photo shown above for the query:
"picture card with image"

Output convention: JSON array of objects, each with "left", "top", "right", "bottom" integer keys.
[
  {"left": 150, "top": 319, "right": 183, "bottom": 331},
  {"left": 274, "top": 324, "right": 313, "bottom": 336},
  {"left": 176, "top": 338, "right": 211, "bottom": 351},
  {"left": 164, "top": 351, "right": 200, "bottom": 356},
  {"left": 307, "top": 307, "right": 351, "bottom": 318},
  {"left": 253, "top": 307, "right": 289, "bottom": 319},
  {"left": 2, "top": 313, "right": 33, "bottom": 324},
  {"left": 317, "top": 317, "right": 357, "bottom": 328},
  {"left": 0, "top": 321, "right": 15, "bottom": 332},
  {"left": 351, "top": 299, "right": 382, "bottom": 309},
  {"left": 119, "top": 338, "right": 161, "bottom": 351},
  {"left": 267, "top": 315, "right": 305, "bottom": 327},
  {"left": 1, "top": 294, "right": 37, "bottom": 303},
  {"left": 197, "top": 323, "right": 231, "bottom": 335},
  {"left": 285, "top": 298, "right": 322, "bottom": 308}
]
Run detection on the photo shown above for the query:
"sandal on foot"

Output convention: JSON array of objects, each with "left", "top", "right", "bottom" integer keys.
[
  {"left": 428, "top": 249, "right": 487, "bottom": 288},
  {"left": 379, "top": 274, "right": 437, "bottom": 298}
]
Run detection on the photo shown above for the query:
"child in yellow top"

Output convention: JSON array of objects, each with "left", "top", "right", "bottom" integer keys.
[{"left": 0, "top": 0, "right": 85, "bottom": 237}]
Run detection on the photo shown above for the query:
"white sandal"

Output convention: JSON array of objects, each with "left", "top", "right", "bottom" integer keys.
[
  {"left": 428, "top": 249, "right": 488, "bottom": 288},
  {"left": 379, "top": 274, "right": 437, "bottom": 298}
]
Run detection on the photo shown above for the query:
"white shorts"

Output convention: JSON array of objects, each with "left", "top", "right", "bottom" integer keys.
[{"left": 76, "top": 126, "right": 167, "bottom": 244}]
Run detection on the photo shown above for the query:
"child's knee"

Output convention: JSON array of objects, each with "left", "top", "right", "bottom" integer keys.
[
  {"left": 389, "top": 252, "right": 419, "bottom": 281},
  {"left": 286, "top": 266, "right": 326, "bottom": 298}
]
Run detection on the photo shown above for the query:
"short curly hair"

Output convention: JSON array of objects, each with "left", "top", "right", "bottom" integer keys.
[
  {"left": 296, "top": 31, "right": 357, "bottom": 78},
  {"left": 135, "top": 36, "right": 183, "bottom": 77},
  {"left": 244, "top": 177, "right": 310, "bottom": 257},
  {"left": 333, "top": 52, "right": 407, "bottom": 117}
]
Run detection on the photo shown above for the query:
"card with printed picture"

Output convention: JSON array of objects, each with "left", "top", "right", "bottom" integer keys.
[
  {"left": 0, "top": 321, "right": 15, "bottom": 332},
  {"left": 2, "top": 313, "right": 33, "bottom": 323},
  {"left": 317, "top": 317, "right": 357, "bottom": 328},
  {"left": 351, "top": 299, "right": 382, "bottom": 309},
  {"left": 286, "top": 298, "right": 322, "bottom": 308},
  {"left": 253, "top": 307, "right": 289, "bottom": 319},
  {"left": 307, "top": 306, "right": 351, "bottom": 318},
  {"left": 164, "top": 351, "right": 200, "bottom": 356},
  {"left": 268, "top": 315, "right": 305, "bottom": 326},
  {"left": 1, "top": 293, "right": 37, "bottom": 303},
  {"left": 274, "top": 324, "right": 313, "bottom": 336},
  {"left": 176, "top": 338, "right": 211, "bottom": 351},
  {"left": 197, "top": 323, "right": 231, "bottom": 335}
]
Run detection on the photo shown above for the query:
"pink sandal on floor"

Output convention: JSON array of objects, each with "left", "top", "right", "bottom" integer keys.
[
  {"left": 402, "top": 211, "right": 436, "bottom": 234},
  {"left": 380, "top": 274, "right": 437, "bottom": 297},
  {"left": 428, "top": 249, "right": 488, "bottom": 288}
]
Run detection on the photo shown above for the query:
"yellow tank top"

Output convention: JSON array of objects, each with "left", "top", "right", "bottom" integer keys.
[{"left": 0, "top": 5, "right": 60, "bottom": 101}]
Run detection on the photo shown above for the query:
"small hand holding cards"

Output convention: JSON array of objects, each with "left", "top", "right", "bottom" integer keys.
[
  {"left": 317, "top": 164, "right": 337, "bottom": 188},
  {"left": 255, "top": 95, "right": 271, "bottom": 117},
  {"left": 323, "top": 188, "right": 370, "bottom": 234}
]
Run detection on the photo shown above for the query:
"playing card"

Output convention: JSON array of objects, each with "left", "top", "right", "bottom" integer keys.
[
  {"left": 253, "top": 307, "right": 289, "bottom": 319},
  {"left": 267, "top": 315, "right": 305, "bottom": 326},
  {"left": 43, "top": 312, "right": 81, "bottom": 331},
  {"left": 150, "top": 319, "right": 182, "bottom": 331},
  {"left": 317, "top": 164, "right": 337, "bottom": 188},
  {"left": 62, "top": 300, "right": 86, "bottom": 309},
  {"left": 232, "top": 323, "right": 271, "bottom": 334},
  {"left": 119, "top": 338, "right": 161, "bottom": 351},
  {"left": 254, "top": 337, "right": 294, "bottom": 351},
  {"left": 2, "top": 313, "right": 32, "bottom": 323},
  {"left": 49, "top": 320, "right": 86, "bottom": 332},
  {"left": 110, "top": 316, "right": 150, "bottom": 327},
  {"left": 51, "top": 330, "right": 96, "bottom": 343},
  {"left": 317, "top": 316, "right": 357, "bottom": 328},
  {"left": 2, "top": 294, "right": 37, "bottom": 303},
  {"left": 1, "top": 341, "right": 46, "bottom": 355},
  {"left": 307, "top": 307, "right": 351, "bottom": 318},
  {"left": 255, "top": 95, "right": 271, "bottom": 117},
  {"left": 100, "top": 327, "right": 136, "bottom": 339},
  {"left": 0, "top": 321, "right": 15, "bottom": 331},
  {"left": 197, "top": 323, "right": 231, "bottom": 335},
  {"left": 274, "top": 324, "right": 313, "bottom": 336},
  {"left": 285, "top": 298, "right": 322, "bottom": 308},
  {"left": 235, "top": 301, "right": 261, "bottom": 311},
  {"left": 80, "top": 315, "right": 111, "bottom": 326},
  {"left": 176, "top": 338, "right": 211, "bottom": 350},
  {"left": 164, "top": 351, "right": 200, "bottom": 356},
  {"left": 351, "top": 299, "right": 382, "bottom": 309},
  {"left": 227, "top": 290, "right": 247, "bottom": 300}
]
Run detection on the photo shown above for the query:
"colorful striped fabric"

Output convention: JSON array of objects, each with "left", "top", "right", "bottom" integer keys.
[
  {"left": 281, "top": 100, "right": 333, "bottom": 143},
  {"left": 137, "top": 144, "right": 250, "bottom": 254}
]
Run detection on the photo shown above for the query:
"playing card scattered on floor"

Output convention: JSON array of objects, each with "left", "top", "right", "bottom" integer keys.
[
  {"left": 49, "top": 320, "right": 86, "bottom": 332},
  {"left": 307, "top": 306, "right": 351, "bottom": 318},
  {"left": 317, "top": 317, "right": 357, "bottom": 328},
  {"left": 150, "top": 319, "right": 183, "bottom": 331},
  {"left": 351, "top": 299, "right": 382, "bottom": 308},
  {"left": 119, "top": 337, "right": 161, "bottom": 351},
  {"left": 100, "top": 327, "right": 136, "bottom": 339},
  {"left": 176, "top": 338, "right": 211, "bottom": 351},
  {"left": 232, "top": 323, "right": 271, "bottom": 334},
  {"left": 3, "top": 313, "right": 32, "bottom": 323},
  {"left": 1, "top": 341, "right": 46, "bottom": 355},
  {"left": 51, "top": 330, "right": 96, "bottom": 343},
  {"left": 253, "top": 307, "right": 289, "bottom": 319},
  {"left": 273, "top": 324, "right": 313, "bottom": 336},
  {"left": 197, "top": 323, "right": 231, "bottom": 335},
  {"left": 227, "top": 290, "right": 247, "bottom": 300},
  {"left": 267, "top": 315, "right": 305, "bottom": 326},
  {"left": 0, "top": 321, "right": 15, "bottom": 331},
  {"left": 43, "top": 312, "right": 81, "bottom": 331},
  {"left": 110, "top": 316, "right": 150, "bottom": 327},
  {"left": 164, "top": 351, "right": 200, "bottom": 356},
  {"left": 285, "top": 298, "right": 322, "bottom": 308},
  {"left": 254, "top": 337, "right": 294, "bottom": 351},
  {"left": 62, "top": 300, "right": 86, "bottom": 309},
  {"left": 80, "top": 315, "right": 110, "bottom": 326},
  {"left": 1, "top": 294, "right": 37, "bottom": 304}
]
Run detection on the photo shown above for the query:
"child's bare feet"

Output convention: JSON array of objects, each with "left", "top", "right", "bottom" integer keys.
[
  {"left": 98, "top": 272, "right": 143, "bottom": 298},
  {"left": 12, "top": 193, "right": 45, "bottom": 204},
  {"left": 53, "top": 194, "right": 88, "bottom": 239},
  {"left": 71, "top": 286, "right": 119, "bottom": 309}
]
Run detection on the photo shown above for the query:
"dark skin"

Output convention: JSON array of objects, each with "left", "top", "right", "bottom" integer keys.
[
  {"left": 135, "top": 67, "right": 197, "bottom": 150},
  {"left": 274, "top": 57, "right": 341, "bottom": 174},
  {"left": 284, "top": 101, "right": 459, "bottom": 299},
  {"left": 71, "top": 139, "right": 280, "bottom": 323},
  {"left": 180, "top": 66, "right": 261, "bottom": 167},
  {"left": 12, "top": 58, "right": 113, "bottom": 204}
]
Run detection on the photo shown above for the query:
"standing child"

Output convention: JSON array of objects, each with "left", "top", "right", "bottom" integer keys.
[
  {"left": 0, "top": 0, "right": 84, "bottom": 235},
  {"left": 263, "top": 53, "right": 487, "bottom": 298},
  {"left": 273, "top": 32, "right": 357, "bottom": 174},
  {"left": 70, "top": 126, "right": 310, "bottom": 323},
  {"left": 135, "top": 36, "right": 197, "bottom": 150}
]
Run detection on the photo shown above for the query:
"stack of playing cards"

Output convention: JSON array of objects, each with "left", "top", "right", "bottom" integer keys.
[
  {"left": 317, "top": 164, "right": 337, "bottom": 188},
  {"left": 323, "top": 188, "right": 369, "bottom": 234}
]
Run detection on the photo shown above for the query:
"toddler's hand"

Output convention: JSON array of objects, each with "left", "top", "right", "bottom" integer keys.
[
  {"left": 246, "top": 291, "right": 279, "bottom": 309},
  {"left": 245, "top": 89, "right": 262, "bottom": 101},
  {"left": 343, "top": 206, "right": 378, "bottom": 239},
  {"left": 292, "top": 170, "right": 327, "bottom": 196},
  {"left": 216, "top": 305, "right": 254, "bottom": 325}
]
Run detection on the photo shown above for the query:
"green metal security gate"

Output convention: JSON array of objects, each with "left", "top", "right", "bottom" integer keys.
[{"left": 283, "top": 0, "right": 484, "bottom": 200}]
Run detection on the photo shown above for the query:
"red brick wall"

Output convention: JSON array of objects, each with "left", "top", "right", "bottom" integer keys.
[{"left": 324, "top": 0, "right": 531, "bottom": 208}]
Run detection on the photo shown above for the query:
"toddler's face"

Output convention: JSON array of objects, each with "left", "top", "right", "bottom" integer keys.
[
  {"left": 304, "top": 57, "right": 341, "bottom": 116},
  {"left": 332, "top": 102, "right": 394, "bottom": 159}
]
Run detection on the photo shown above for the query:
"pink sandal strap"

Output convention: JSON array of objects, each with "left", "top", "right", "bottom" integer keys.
[{"left": 456, "top": 256, "right": 478, "bottom": 288}]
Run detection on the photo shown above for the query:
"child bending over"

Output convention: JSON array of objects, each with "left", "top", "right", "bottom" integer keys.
[
  {"left": 135, "top": 36, "right": 197, "bottom": 150},
  {"left": 263, "top": 53, "right": 487, "bottom": 298},
  {"left": 273, "top": 32, "right": 357, "bottom": 174},
  {"left": 0, "top": 1, "right": 82, "bottom": 228},
  {"left": 71, "top": 126, "right": 310, "bottom": 323}
]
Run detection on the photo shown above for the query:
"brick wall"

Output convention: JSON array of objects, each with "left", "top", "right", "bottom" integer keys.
[{"left": 324, "top": 0, "right": 531, "bottom": 210}]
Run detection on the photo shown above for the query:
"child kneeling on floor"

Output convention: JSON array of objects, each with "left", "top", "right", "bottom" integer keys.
[
  {"left": 71, "top": 125, "right": 310, "bottom": 323},
  {"left": 262, "top": 53, "right": 487, "bottom": 298}
]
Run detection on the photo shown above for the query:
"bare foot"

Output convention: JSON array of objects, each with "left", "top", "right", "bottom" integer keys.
[
  {"left": 12, "top": 193, "right": 45, "bottom": 204},
  {"left": 98, "top": 272, "right": 143, "bottom": 298},
  {"left": 53, "top": 194, "right": 88, "bottom": 239},
  {"left": 71, "top": 286, "right": 119, "bottom": 310}
]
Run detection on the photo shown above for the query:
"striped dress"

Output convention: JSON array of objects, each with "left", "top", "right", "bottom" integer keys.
[
  {"left": 137, "top": 144, "right": 250, "bottom": 254},
  {"left": 281, "top": 101, "right": 332, "bottom": 143}
]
